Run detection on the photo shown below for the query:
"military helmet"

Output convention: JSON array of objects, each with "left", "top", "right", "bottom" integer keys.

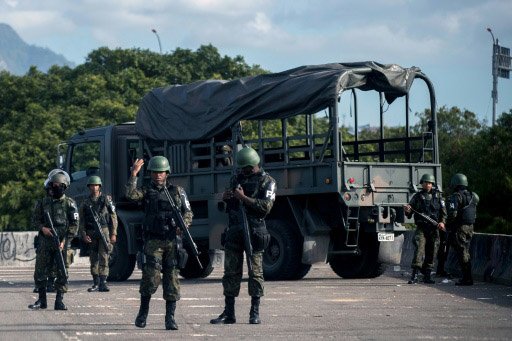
[
  {"left": 45, "top": 169, "right": 70, "bottom": 188},
  {"left": 87, "top": 175, "right": 102, "bottom": 186},
  {"left": 50, "top": 172, "right": 70, "bottom": 188},
  {"left": 420, "top": 173, "right": 435, "bottom": 184},
  {"left": 147, "top": 156, "right": 170, "bottom": 172},
  {"left": 450, "top": 173, "right": 468, "bottom": 187},
  {"left": 236, "top": 147, "right": 260, "bottom": 168}
]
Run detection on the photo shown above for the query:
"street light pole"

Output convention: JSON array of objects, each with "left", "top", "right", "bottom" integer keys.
[
  {"left": 152, "top": 28, "right": 162, "bottom": 54},
  {"left": 487, "top": 27, "right": 498, "bottom": 126}
]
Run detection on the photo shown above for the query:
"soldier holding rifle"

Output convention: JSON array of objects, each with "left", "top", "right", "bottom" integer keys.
[
  {"left": 404, "top": 173, "right": 447, "bottom": 284},
  {"left": 126, "top": 156, "right": 193, "bottom": 331},
  {"left": 29, "top": 172, "right": 79, "bottom": 310},
  {"left": 211, "top": 146, "right": 276, "bottom": 325},
  {"left": 79, "top": 176, "right": 118, "bottom": 292}
]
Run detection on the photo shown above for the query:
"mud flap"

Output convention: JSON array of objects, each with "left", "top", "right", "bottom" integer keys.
[
  {"left": 378, "top": 233, "right": 404, "bottom": 265},
  {"left": 301, "top": 235, "right": 330, "bottom": 264}
]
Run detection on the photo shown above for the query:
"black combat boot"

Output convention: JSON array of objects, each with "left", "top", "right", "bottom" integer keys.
[
  {"left": 456, "top": 262, "right": 474, "bottom": 286},
  {"left": 28, "top": 288, "right": 47, "bottom": 310},
  {"left": 165, "top": 300, "right": 178, "bottom": 330},
  {"left": 210, "top": 296, "right": 236, "bottom": 324},
  {"left": 407, "top": 269, "right": 419, "bottom": 284},
  {"left": 98, "top": 276, "right": 110, "bottom": 292},
  {"left": 87, "top": 275, "right": 99, "bottom": 292},
  {"left": 46, "top": 277, "right": 56, "bottom": 293},
  {"left": 54, "top": 291, "right": 67, "bottom": 310},
  {"left": 423, "top": 270, "right": 435, "bottom": 284},
  {"left": 249, "top": 296, "right": 261, "bottom": 324},
  {"left": 135, "top": 295, "right": 151, "bottom": 328}
]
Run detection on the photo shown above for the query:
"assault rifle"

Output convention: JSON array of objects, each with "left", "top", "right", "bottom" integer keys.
[
  {"left": 45, "top": 212, "right": 68, "bottom": 282},
  {"left": 235, "top": 184, "right": 253, "bottom": 273},
  {"left": 409, "top": 206, "right": 444, "bottom": 230},
  {"left": 88, "top": 205, "right": 110, "bottom": 252},
  {"left": 163, "top": 186, "right": 203, "bottom": 270}
]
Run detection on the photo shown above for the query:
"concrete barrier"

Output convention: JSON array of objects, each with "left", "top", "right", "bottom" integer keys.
[
  {"left": 400, "top": 230, "right": 512, "bottom": 286},
  {"left": 2, "top": 231, "right": 511, "bottom": 285},
  {"left": 0, "top": 231, "right": 87, "bottom": 267}
]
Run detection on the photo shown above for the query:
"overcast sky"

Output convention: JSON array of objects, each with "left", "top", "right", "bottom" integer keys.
[{"left": 1, "top": 0, "right": 511, "bottom": 125}]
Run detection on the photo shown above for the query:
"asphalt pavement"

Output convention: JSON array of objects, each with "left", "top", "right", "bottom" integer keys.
[{"left": 0, "top": 263, "right": 511, "bottom": 340}]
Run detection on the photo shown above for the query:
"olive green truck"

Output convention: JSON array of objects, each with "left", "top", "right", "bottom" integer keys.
[{"left": 59, "top": 62, "right": 441, "bottom": 281}]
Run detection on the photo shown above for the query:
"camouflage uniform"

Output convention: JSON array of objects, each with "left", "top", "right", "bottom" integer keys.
[
  {"left": 125, "top": 176, "right": 193, "bottom": 301},
  {"left": 406, "top": 188, "right": 447, "bottom": 273},
  {"left": 447, "top": 188, "right": 478, "bottom": 285},
  {"left": 223, "top": 171, "right": 276, "bottom": 298},
  {"left": 79, "top": 194, "right": 118, "bottom": 277},
  {"left": 32, "top": 195, "right": 79, "bottom": 293}
]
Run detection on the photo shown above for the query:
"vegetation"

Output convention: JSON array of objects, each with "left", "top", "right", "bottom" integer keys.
[
  {"left": 0, "top": 46, "right": 510, "bottom": 234},
  {"left": 0, "top": 45, "right": 265, "bottom": 230}
]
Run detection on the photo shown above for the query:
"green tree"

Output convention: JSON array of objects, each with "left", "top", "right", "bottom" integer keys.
[{"left": 0, "top": 45, "right": 266, "bottom": 230}]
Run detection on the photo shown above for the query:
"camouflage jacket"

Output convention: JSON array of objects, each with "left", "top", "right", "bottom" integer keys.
[
  {"left": 79, "top": 193, "right": 118, "bottom": 239},
  {"left": 32, "top": 195, "right": 79, "bottom": 247},
  {"left": 407, "top": 188, "right": 447, "bottom": 226},
  {"left": 125, "top": 176, "right": 193, "bottom": 227},
  {"left": 226, "top": 170, "right": 276, "bottom": 227}
]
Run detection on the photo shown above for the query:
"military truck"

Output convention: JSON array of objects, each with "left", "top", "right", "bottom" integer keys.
[{"left": 58, "top": 62, "right": 441, "bottom": 281}]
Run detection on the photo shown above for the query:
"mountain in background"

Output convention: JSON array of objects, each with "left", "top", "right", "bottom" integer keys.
[{"left": 0, "top": 23, "right": 74, "bottom": 75}]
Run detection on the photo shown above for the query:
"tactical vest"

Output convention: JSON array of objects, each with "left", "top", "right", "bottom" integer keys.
[
  {"left": 414, "top": 190, "right": 442, "bottom": 225},
  {"left": 143, "top": 184, "right": 177, "bottom": 238},
  {"left": 83, "top": 195, "right": 108, "bottom": 229},
  {"left": 456, "top": 189, "right": 477, "bottom": 225},
  {"left": 42, "top": 197, "right": 70, "bottom": 239}
]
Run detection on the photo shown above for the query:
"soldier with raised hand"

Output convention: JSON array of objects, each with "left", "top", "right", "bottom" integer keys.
[
  {"left": 29, "top": 172, "right": 79, "bottom": 311},
  {"left": 79, "top": 175, "right": 118, "bottom": 292},
  {"left": 404, "top": 173, "right": 447, "bottom": 284},
  {"left": 447, "top": 173, "right": 479, "bottom": 286},
  {"left": 126, "top": 156, "right": 193, "bottom": 331},
  {"left": 210, "top": 146, "right": 276, "bottom": 325}
]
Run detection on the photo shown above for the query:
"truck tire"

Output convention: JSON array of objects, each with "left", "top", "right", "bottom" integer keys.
[
  {"left": 179, "top": 246, "right": 214, "bottom": 279},
  {"left": 107, "top": 226, "right": 136, "bottom": 281},
  {"left": 329, "top": 233, "right": 384, "bottom": 279},
  {"left": 264, "top": 220, "right": 310, "bottom": 280}
]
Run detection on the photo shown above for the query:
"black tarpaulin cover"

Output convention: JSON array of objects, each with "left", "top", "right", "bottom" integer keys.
[{"left": 135, "top": 61, "right": 422, "bottom": 141}]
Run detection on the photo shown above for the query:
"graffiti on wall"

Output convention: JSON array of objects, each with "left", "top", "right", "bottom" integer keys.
[{"left": 0, "top": 232, "right": 37, "bottom": 265}]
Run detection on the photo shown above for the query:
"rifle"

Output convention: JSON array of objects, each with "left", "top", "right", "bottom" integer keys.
[
  {"left": 45, "top": 212, "right": 68, "bottom": 282},
  {"left": 162, "top": 186, "right": 203, "bottom": 270},
  {"left": 235, "top": 184, "right": 253, "bottom": 273},
  {"left": 409, "top": 206, "right": 443, "bottom": 230},
  {"left": 88, "top": 205, "right": 111, "bottom": 252}
]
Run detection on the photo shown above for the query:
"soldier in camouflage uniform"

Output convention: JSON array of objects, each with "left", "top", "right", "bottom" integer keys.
[
  {"left": 79, "top": 176, "right": 118, "bottom": 292},
  {"left": 126, "top": 156, "right": 193, "bottom": 330},
  {"left": 447, "top": 173, "right": 479, "bottom": 286},
  {"left": 210, "top": 146, "right": 276, "bottom": 325},
  {"left": 404, "top": 173, "right": 446, "bottom": 284},
  {"left": 29, "top": 172, "right": 79, "bottom": 310},
  {"left": 33, "top": 169, "right": 72, "bottom": 294}
]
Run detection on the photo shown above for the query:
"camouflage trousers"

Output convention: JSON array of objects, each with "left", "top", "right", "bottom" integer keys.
[
  {"left": 222, "top": 248, "right": 264, "bottom": 298},
  {"left": 140, "top": 238, "right": 180, "bottom": 301},
  {"left": 449, "top": 224, "right": 473, "bottom": 266},
  {"left": 411, "top": 225, "right": 440, "bottom": 271},
  {"left": 88, "top": 230, "right": 110, "bottom": 276},
  {"left": 34, "top": 245, "right": 68, "bottom": 293}
]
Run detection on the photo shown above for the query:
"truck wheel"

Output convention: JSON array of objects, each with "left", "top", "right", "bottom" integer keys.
[
  {"left": 108, "top": 227, "right": 136, "bottom": 281},
  {"left": 264, "top": 220, "right": 309, "bottom": 280},
  {"left": 329, "top": 233, "right": 384, "bottom": 279},
  {"left": 179, "top": 246, "right": 214, "bottom": 279}
]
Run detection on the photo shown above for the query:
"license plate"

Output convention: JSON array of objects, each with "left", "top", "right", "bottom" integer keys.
[{"left": 378, "top": 232, "right": 394, "bottom": 242}]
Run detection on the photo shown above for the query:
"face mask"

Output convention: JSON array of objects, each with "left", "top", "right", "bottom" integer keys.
[{"left": 51, "top": 184, "right": 66, "bottom": 198}]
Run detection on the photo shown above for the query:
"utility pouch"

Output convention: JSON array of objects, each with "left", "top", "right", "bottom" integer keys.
[
  {"left": 251, "top": 225, "right": 270, "bottom": 252},
  {"left": 176, "top": 236, "right": 189, "bottom": 269}
]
